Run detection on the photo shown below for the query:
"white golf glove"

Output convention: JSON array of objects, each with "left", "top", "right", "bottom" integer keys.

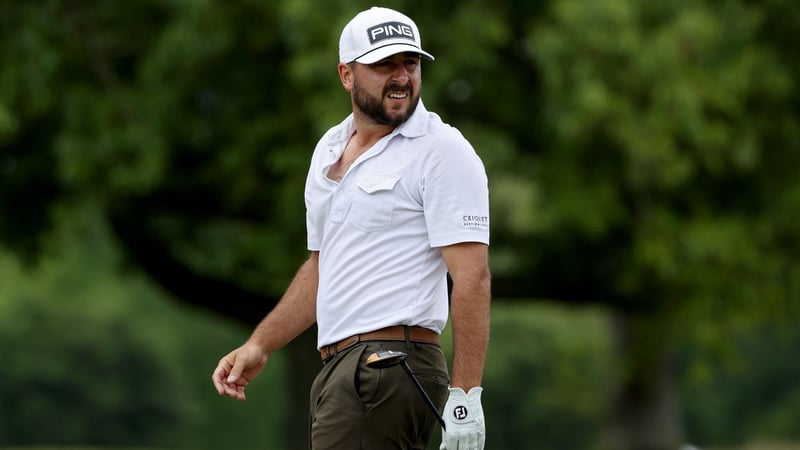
[{"left": 439, "top": 386, "right": 485, "bottom": 450}]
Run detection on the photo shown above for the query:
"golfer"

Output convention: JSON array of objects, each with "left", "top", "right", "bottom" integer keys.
[{"left": 212, "top": 7, "right": 490, "bottom": 450}]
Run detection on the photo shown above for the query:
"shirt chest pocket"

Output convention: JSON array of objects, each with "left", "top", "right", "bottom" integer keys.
[{"left": 349, "top": 174, "right": 401, "bottom": 232}]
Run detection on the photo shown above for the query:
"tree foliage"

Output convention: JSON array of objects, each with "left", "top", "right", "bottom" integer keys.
[
  {"left": 2, "top": 0, "right": 800, "bottom": 448},
  {"left": 0, "top": 212, "right": 187, "bottom": 446},
  {"left": 4, "top": 0, "right": 798, "bottom": 312},
  {"left": 0, "top": 207, "right": 291, "bottom": 448}
]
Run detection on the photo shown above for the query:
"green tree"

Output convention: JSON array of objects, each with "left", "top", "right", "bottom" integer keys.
[
  {"left": 0, "top": 306, "right": 185, "bottom": 445},
  {"left": 0, "top": 207, "right": 294, "bottom": 448},
  {"left": 2, "top": 0, "right": 800, "bottom": 448},
  {"left": 0, "top": 219, "right": 189, "bottom": 446},
  {"left": 482, "top": 303, "right": 611, "bottom": 450},
  {"left": 2, "top": 2, "right": 321, "bottom": 443},
  {"left": 490, "top": 0, "right": 800, "bottom": 447},
  {"left": 680, "top": 325, "right": 800, "bottom": 446}
]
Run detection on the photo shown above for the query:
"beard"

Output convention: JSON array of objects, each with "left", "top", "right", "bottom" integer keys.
[{"left": 352, "top": 79, "right": 420, "bottom": 126}]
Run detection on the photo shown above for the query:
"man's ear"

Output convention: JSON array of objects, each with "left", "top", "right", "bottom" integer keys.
[{"left": 338, "top": 62, "right": 354, "bottom": 92}]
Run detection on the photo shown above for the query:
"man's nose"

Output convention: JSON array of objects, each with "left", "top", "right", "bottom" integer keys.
[{"left": 391, "top": 64, "right": 410, "bottom": 83}]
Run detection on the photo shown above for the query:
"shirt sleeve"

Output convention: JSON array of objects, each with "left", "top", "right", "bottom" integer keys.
[
  {"left": 423, "top": 129, "right": 490, "bottom": 248},
  {"left": 305, "top": 139, "right": 327, "bottom": 252}
]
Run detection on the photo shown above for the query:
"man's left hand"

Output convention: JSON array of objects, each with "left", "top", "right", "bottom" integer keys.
[{"left": 439, "top": 386, "right": 485, "bottom": 450}]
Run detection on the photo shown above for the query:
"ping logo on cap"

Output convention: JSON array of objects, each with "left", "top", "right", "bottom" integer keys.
[{"left": 367, "top": 21, "right": 415, "bottom": 44}]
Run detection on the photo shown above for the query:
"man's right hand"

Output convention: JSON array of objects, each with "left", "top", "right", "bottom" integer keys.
[{"left": 211, "top": 342, "right": 269, "bottom": 400}]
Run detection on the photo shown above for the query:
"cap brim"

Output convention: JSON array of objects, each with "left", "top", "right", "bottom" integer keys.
[{"left": 354, "top": 43, "right": 435, "bottom": 64}]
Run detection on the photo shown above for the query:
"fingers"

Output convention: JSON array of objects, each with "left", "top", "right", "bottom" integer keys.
[
  {"left": 216, "top": 375, "right": 248, "bottom": 400},
  {"left": 221, "top": 382, "right": 248, "bottom": 400},
  {"left": 228, "top": 354, "right": 249, "bottom": 383},
  {"left": 211, "top": 358, "right": 231, "bottom": 394},
  {"left": 211, "top": 344, "right": 270, "bottom": 401},
  {"left": 211, "top": 353, "right": 248, "bottom": 400}
]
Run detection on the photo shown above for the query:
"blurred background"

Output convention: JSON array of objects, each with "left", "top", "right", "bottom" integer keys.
[{"left": 1, "top": 0, "right": 799, "bottom": 449}]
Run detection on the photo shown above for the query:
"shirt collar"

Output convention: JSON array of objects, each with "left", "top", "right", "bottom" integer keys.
[
  {"left": 325, "top": 99, "right": 429, "bottom": 146},
  {"left": 395, "top": 99, "right": 429, "bottom": 138}
]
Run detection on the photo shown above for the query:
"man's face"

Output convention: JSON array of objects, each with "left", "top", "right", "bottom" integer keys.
[{"left": 351, "top": 53, "right": 422, "bottom": 126}]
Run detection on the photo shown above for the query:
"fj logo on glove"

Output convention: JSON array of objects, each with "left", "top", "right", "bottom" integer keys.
[{"left": 453, "top": 405, "right": 468, "bottom": 420}]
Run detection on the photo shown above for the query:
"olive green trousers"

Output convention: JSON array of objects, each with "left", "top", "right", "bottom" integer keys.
[{"left": 309, "top": 340, "right": 449, "bottom": 450}]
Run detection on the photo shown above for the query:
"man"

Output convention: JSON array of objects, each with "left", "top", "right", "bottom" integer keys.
[{"left": 212, "top": 7, "right": 490, "bottom": 450}]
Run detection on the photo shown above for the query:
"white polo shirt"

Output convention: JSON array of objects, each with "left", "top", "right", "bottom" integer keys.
[{"left": 305, "top": 101, "right": 490, "bottom": 349}]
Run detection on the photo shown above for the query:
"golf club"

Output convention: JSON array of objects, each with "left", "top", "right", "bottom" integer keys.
[{"left": 366, "top": 350, "right": 446, "bottom": 430}]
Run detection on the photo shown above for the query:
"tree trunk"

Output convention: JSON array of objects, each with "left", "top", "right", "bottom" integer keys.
[{"left": 603, "top": 310, "right": 682, "bottom": 450}]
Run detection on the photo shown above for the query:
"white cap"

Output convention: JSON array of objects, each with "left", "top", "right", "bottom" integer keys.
[{"left": 339, "top": 7, "right": 435, "bottom": 64}]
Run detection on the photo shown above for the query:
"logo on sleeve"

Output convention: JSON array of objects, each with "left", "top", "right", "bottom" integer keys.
[
  {"left": 462, "top": 215, "right": 489, "bottom": 231},
  {"left": 367, "top": 21, "right": 415, "bottom": 44}
]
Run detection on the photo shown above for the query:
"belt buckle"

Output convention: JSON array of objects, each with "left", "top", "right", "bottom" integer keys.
[{"left": 322, "top": 344, "right": 335, "bottom": 363}]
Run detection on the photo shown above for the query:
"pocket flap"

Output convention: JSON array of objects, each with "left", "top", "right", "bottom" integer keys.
[{"left": 357, "top": 174, "right": 400, "bottom": 194}]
